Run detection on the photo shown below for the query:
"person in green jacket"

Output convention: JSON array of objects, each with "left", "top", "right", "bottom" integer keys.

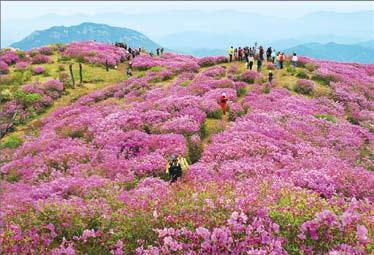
[{"left": 228, "top": 46, "right": 234, "bottom": 62}]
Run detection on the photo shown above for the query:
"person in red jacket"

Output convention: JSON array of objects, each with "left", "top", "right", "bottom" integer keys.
[{"left": 220, "top": 92, "right": 228, "bottom": 115}]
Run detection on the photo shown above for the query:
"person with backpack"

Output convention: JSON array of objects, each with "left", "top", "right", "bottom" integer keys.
[
  {"left": 156, "top": 48, "right": 160, "bottom": 56},
  {"left": 291, "top": 52, "right": 298, "bottom": 67},
  {"left": 248, "top": 55, "right": 254, "bottom": 70},
  {"left": 268, "top": 70, "right": 273, "bottom": 84},
  {"left": 228, "top": 46, "right": 234, "bottom": 62},
  {"left": 279, "top": 52, "right": 285, "bottom": 69},
  {"left": 220, "top": 92, "right": 228, "bottom": 115},
  {"left": 166, "top": 155, "right": 183, "bottom": 183}
]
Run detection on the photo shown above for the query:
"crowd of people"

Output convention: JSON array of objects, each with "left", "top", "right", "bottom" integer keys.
[{"left": 227, "top": 44, "right": 298, "bottom": 71}]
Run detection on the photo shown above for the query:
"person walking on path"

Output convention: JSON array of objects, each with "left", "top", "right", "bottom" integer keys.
[
  {"left": 234, "top": 48, "right": 238, "bottom": 61},
  {"left": 220, "top": 92, "right": 228, "bottom": 115},
  {"left": 268, "top": 70, "right": 273, "bottom": 84},
  {"left": 291, "top": 52, "right": 298, "bottom": 67},
  {"left": 248, "top": 55, "right": 254, "bottom": 70},
  {"left": 228, "top": 46, "right": 234, "bottom": 62}
]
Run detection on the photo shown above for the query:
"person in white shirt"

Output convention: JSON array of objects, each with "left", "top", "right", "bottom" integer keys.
[{"left": 291, "top": 52, "right": 298, "bottom": 67}]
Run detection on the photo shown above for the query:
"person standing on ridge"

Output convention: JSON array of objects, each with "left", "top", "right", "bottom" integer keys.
[
  {"left": 238, "top": 47, "right": 243, "bottom": 61},
  {"left": 160, "top": 48, "right": 164, "bottom": 55},
  {"left": 248, "top": 54, "right": 254, "bottom": 70},
  {"left": 271, "top": 49, "right": 276, "bottom": 63},
  {"left": 220, "top": 92, "right": 228, "bottom": 115},
  {"left": 279, "top": 52, "right": 285, "bottom": 69},
  {"left": 266, "top": 47, "right": 272, "bottom": 61},
  {"left": 228, "top": 46, "right": 234, "bottom": 62},
  {"left": 268, "top": 70, "right": 273, "bottom": 84},
  {"left": 291, "top": 52, "right": 298, "bottom": 67},
  {"left": 259, "top": 46, "right": 265, "bottom": 62},
  {"left": 257, "top": 57, "right": 262, "bottom": 72},
  {"left": 234, "top": 48, "right": 238, "bottom": 61},
  {"left": 156, "top": 48, "right": 160, "bottom": 56}
]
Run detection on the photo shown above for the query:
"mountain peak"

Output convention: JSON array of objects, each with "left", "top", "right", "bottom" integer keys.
[{"left": 11, "top": 23, "right": 161, "bottom": 50}]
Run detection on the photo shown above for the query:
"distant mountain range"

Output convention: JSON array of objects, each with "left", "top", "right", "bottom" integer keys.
[
  {"left": 284, "top": 41, "right": 374, "bottom": 64},
  {"left": 8, "top": 22, "right": 374, "bottom": 64},
  {"left": 11, "top": 22, "right": 161, "bottom": 50}
]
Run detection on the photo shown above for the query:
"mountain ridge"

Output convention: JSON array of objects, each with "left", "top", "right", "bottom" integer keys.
[{"left": 11, "top": 22, "right": 161, "bottom": 51}]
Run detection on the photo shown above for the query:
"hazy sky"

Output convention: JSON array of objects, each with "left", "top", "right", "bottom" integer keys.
[{"left": 2, "top": 1, "right": 374, "bottom": 19}]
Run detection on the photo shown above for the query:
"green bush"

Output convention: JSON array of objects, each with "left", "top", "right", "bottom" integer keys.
[
  {"left": 14, "top": 91, "right": 42, "bottom": 107},
  {"left": 296, "top": 71, "right": 308, "bottom": 79},
  {"left": 311, "top": 74, "right": 335, "bottom": 86},
  {"left": 207, "top": 109, "right": 223, "bottom": 119},
  {"left": 286, "top": 66, "right": 296, "bottom": 75},
  {"left": 150, "top": 66, "right": 162, "bottom": 72},
  {"left": 0, "top": 89, "right": 13, "bottom": 102},
  {"left": 180, "top": 80, "right": 191, "bottom": 87},
  {"left": 137, "top": 72, "right": 146, "bottom": 78},
  {"left": 314, "top": 114, "right": 337, "bottom": 123},
  {"left": 236, "top": 87, "right": 247, "bottom": 97},
  {"left": 1, "top": 134, "right": 23, "bottom": 149}
]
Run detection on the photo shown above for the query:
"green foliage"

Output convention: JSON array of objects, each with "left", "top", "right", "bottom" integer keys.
[
  {"left": 136, "top": 72, "right": 146, "bottom": 78},
  {"left": 314, "top": 114, "right": 337, "bottom": 123},
  {"left": 236, "top": 87, "right": 247, "bottom": 97},
  {"left": 180, "top": 80, "right": 191, "bottom": 87},
  {"left": 57, "top": 64, "right": 66, "bottom": 71},
  {"left": 296, "top": 70, "right": 308, "bottom": 79},
  {"left": 286, "top": 67, "right": 296, "bottom": 75},
  {"left": 1, "top": 134, "right": 23, "bottom": 149},
  {"left": 311, "top": 74, "right": 335, "bottom": 86},
  {"left": 14, "top": 91, "right": 42, "bottom": 107},
  {"left": 150, "top": 66, "right": 162, "bottom": 72},
  {"left": 207, "top": 109, "right": 223, "bottom": 119}
]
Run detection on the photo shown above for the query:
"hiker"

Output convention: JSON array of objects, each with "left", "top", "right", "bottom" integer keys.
[
  {"left": 128, "top": 47, "right": 132, "bottom": 54},
  {"left": 166, "top": 155, "right": 183, "bottom": 183},
  {"left": 244, "top": 47, "right": 249, "bottom": 62},
  {"left": 257, "top": 58, "right": 262, "bottom": 72},
  {"left": 271, "top": 49, "right": 276, "bottom": 63},
  {"left": 220, "top": 92, "right": 228, "bottom": 115},
  {"left": 248, "top": 55, "right": 254, "bottom": 70},
  {"left": 160, "top": 48, "right": 164, "bottom": 55},
  {"left": 150, "top": 52, "right": 154, "bottom": 57},
  {"left": 234, "top": 48, "right": 238, "bottom": 61},
  {"left": 266, "top": 47, "right": 272, "bottom": 61},
  {"left": 156, "top": 48, "right": 160, "bottom": 56},
  {"left": 291, "top": 52, "right": 298, "bottom": 67},
  {"left": 126, "top": 68, "right": 132, "bottom": 77},
  {"left": 259, "top": 46, "right": 265, "bottom": 62},
  {"left": 228, "top": 46, "right": 234, "bottom": 62},
  {"left": 268, "top": 70, "right": 273, "bottom": 84},
  {"left": 238, "top": 47, "right": 243, "bottom": 61},
  {"left": 128, "top": 60, "right": 133, "bottom": 69},
  {"left": 279, "top": 52, "right": 285, "bottom": 69},
  {"left": 275, "top": 52, "right": 280, "bottom": 69}
]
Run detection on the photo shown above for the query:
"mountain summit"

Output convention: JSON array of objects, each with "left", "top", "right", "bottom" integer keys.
[{"left": 11, "top": 22, "right": 161, "bottom": 50}]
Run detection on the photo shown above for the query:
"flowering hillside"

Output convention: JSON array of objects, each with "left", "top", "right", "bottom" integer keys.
[{"left": 0, "top": 42, "right": 373, "bottom": 254}]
